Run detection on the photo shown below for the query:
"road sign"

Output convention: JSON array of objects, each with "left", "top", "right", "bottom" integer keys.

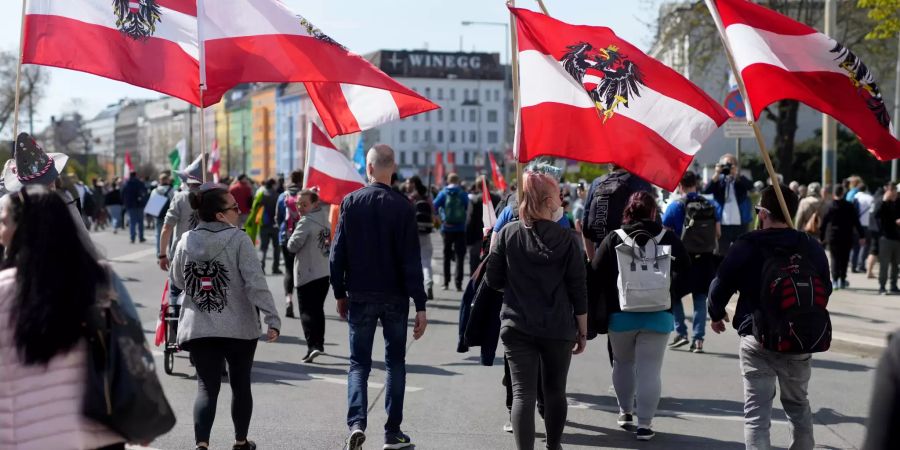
[
  {"left": 723, "top": 89, "right": 746, "bottom": 119},
  {"left": 723, "top": 119, "right": 755, "bottom": 139}
]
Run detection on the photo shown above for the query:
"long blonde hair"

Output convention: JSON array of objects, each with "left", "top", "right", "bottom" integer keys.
[{"left": 519, "top": 171, "right": 558, "bottom": 226}]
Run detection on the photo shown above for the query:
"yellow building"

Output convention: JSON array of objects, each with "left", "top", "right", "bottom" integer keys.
[{"left": 250, "top": 85, "right": 278, "bottom": 180}]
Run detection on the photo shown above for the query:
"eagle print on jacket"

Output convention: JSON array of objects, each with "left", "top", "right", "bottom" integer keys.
[{"left": 184, "top": 260, "right": 231, "bottom": 313}]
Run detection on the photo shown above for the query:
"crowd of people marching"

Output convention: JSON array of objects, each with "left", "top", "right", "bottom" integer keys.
[{"left": 1, "top": 132, "right": 899, "bottom": 450}]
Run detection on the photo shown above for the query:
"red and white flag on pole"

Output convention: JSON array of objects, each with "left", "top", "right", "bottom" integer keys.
[
  {"left": 305, "top": 123, "right": 366, "bottom": 205},
  {"left": 511, "top": 7, "right": 729, "bottom": 191},
  {"left": 707, "top": 0, "right": 899, "bottom": 160},
  {"left": 22, "top": 0, "right": 438, "bottom": 137},
  {"left": 123, "top": 151, "right": 134, "bottom": 177},
  {"left": 481, "top": 177, "right": 497, "bottom": 229},
  {"left": 208, "top": 139, "right": 221, "bottom": 183},
  {"left": 154, "top": 279, "right": 169, "bottom": 347},
  {"left": 488, "top": 152, "right": 508, "bottom": 193},
  {"left": 433, "top": 152, "right": 445, "bottom": 188}
]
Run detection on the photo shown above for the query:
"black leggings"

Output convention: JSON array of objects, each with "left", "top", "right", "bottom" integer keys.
[
  {"left": 189, "top": 337, "right": 259, "bottom": 444},
  {"left": 501, "top": 327, "right": 573, "bottom": 450},
  {"left": 830, "top": 242, "right": 852, "bottom": 281},
  {"left": 297, "top": 276, "right": 330, "bottom": 351},
  {"left": 282, "top": 244, "right": 296, "bottom": 295}
]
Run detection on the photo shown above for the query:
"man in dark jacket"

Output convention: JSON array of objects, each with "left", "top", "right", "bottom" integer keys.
[
  {"left": 434, "top": 173, "right": 470, "bottom": 291},
  {"left": 704, "top": 153, "right": 753, "bottom": 256},
  {"left": 582, "top": 166, "right": 652, "bottom": 261},
  {"left": 709, "top": 185, "right": 831, "bottom": 450},
  {"left": 862, "top": 328, "right": 900, "bottom": 450},
  {"left": 875, "top": 182, "right": 900, "bottom": 295},
  {"left": 466, "top": 176, "right": 501, "bottom": 275},
  {"left": 121, "top": 171, "right": 148, "bottom": 243},
  {"left": 819, "top": 185, "right": 865, "bottom": 289},
  {"left": 330, "top": 144, "right": 427, "bottom": 450}
]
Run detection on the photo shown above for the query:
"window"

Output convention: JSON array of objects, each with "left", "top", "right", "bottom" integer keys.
[
  {"left": 461, "top": 131, "right": 466, "bottom": 143},
  {"left": 438, "top": 109, "right": 443, "bottom": 122},
  {"left": 437, "top": 88, "right": 444, "bottom": 100},
  {"left": 450, "top": 89, "right": 456, "bottom": 101},
  {"left": 450, "top": 109, "right": 456, "bottom": 122},
  {"left": 487, "top": 110, "right": 498, "bottom": 123},
  {"left": 450, "top": 130, "right": 456, "bottom": 143},
  {"left": 463, "top": 89, "right": 469, "bottom": 101},
  {"left": 464, "top": 152, "right": 470, "bottom": 165},
  {"left": 425, "top": 130, "right": 431, "bottom": 142},
  {"left": 400, "top": 151, "right": 407, "bottom": 165},
  {"left": 400, "top": 130, "right": 407, "bottom": 143},
  {"left": 495, "top": 90, "right": 500, "bottom": 102},
  {"left": 413, "top": 130, "right": 420, "bottom": 142},
  {"left": 413, "top": 114, "right": 418, "bottom": 121},
  {"left": 470, "top": 130, "right": 477, "bottom": 143},
  {"left": 426, "top": 111, "right": 431, "bottom": 122},
  {"left": 469, "top": 110, "right": 476, "bottom": 122},
  {"left": 437, "top": 130, "right": 444, "bottom": 143},
  {"left": 487, "top": 131, "right": 499, "bottom": 144},
  {"left": 474, "top": 89, "right": 479, "bottom": 101},
  {"left": 484, "top": 89, "right": 490, "bottom": 101},
  {"left": 425, "top": 87, "right": 431, "bottom": 98},
  {"left": 413, "top": 151, "right": 419, "bottom": 165}
]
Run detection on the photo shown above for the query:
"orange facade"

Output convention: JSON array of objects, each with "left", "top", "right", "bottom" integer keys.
[{"left": 250, "top": 86, "right": 278, "bottom": 180}]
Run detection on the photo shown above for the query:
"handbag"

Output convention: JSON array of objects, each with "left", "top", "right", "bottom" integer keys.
[
  {"left": 83, "top": 274, "right": 177, "bottom": 442},
  {"left": 463, "top": 256, "right": 503, "bottom": 349}
]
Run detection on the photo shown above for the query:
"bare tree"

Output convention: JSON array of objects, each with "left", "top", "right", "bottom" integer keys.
[
  {"left": 0, "top": 51, "right": 49, "bottom": 137},
  {"left": 649, "top": 1, "right": 897, "bottom": 182}
]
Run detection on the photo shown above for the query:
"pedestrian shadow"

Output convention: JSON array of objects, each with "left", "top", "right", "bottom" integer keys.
[
  {"left": 701, "top": 350, "right": 872, "bottom": 373},
  {"left": 829, "top": 309, "right": 891, "bottom": 325},
  {"left": 406, "top": 317, "right": 457, "bottom": 326},
  {"left": 421, "top": 302, "right": 463, "bottom": 312},
  {"left": 254, "top": 359, "right": 348, "bottom": 377},
  {"left": 441, "top": 355, "right": 503, "bottom": 366},
  {"left": 326, "top": 354, "right": 461, "bottom": 376},
  {"left": 813, "top": 407, "right": 867, "bottom": 426},
  {"left": 537, "top": 421, "right": 745, "bottom": 449}
]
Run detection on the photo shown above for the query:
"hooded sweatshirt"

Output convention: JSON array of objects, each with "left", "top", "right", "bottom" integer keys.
[
  {"left": 433, "top": 184, "right": 469, "bottom": 233},
  {"left": 485, "top": 219, "right": 587, "bottom": 341},
  {"left": 286, "top": 205, "right": 331, "bottom": 287},
  {"left": 163, "top": 189, "right": 199, "bottom": 256},
  {"left": 170, "top": 221, "right": 281, "bottom": 345}
]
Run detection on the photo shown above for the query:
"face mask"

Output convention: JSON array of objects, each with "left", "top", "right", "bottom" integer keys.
[{"left": 551, "top": 205, "right": 565, "bottom": 222}]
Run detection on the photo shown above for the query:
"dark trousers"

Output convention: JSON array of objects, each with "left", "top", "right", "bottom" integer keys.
[
  {"left": 282, "top": 244, "right": 296, "bottom": 296},
  {"left": 717, "top": 224, "right": 746, "bottom": 257},
  {"left": 501, "top": 327, "right": 572, "bottom": 450},
  {"left": 467, "top": 242, "right": 481, "bottom": 277},
  {"left": 829, "top": 241, "right": 853, "bottom": 282},
  {"left": 297, "top": 276, "right": 330, "bottom": 352},
  {"left": 189, "top": 337, "right": 258, "bottom": 444},
  {"left": 442, "top": 231, "right": 467, "bottom": 287},
  {"left": 259, "top": 226, "right": 280, "bottom": 271},
  {"left": 127, "top": 207, "right": 144, "bottom": 242},
  {"left": 504, "top": 354, "right": 544, "bottom": 415},
  {"left": 850, "top": 226, "right": 869, "bottom": 270},
  {"left": 347, "top": 301, "right": 409, "bottom": 432}
]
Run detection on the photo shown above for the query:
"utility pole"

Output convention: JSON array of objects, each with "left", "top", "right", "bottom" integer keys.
[
  {"left": 821, "top": 0, "right": 838, "bottom": 187},
  {"left": 891, "top": 32, "right": 899, "bottom": 181}
]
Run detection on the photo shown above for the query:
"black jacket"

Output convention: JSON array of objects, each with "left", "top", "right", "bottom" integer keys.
[
  {"left": 875, "top": 198, "right": 900, "bottom": 241},
  {"left": 863, "top": 329, "right": 900, "bottom": 450},
  {"left": 708, "top": 228, "right": 832, "bottom": 336},
  {"left": 820, "top": 198, "right": 864, "bottom": 246},
  {"left": 330, "top": 183, "right": 427, "bottom": 311},
  {"left": 591, "top": 220, "right": 691, "bottom": 319},
  {"left": 467, "top": 192, "right": 501, "bottom": 245},
  {"left": 486, "top": 219, "right": 586, "bottom": 341}
]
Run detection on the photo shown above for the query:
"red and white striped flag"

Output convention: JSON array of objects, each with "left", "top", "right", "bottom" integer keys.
[
  {"left": 481, "top": 177, "right": 497, "bottom": 229},
  {"left": 433, "top": 152, "right": 445, "bottom": 188},
  {"left": 511, "top": 7, "right": 729, "bottom": 191},
  {"left": 123, "top": 151, "right": 134, "bottom": 177},
  {"left": 488, "top": 152, "right": 508, "bottom": 193},
  {"left": 208, "top": 139, "right": 221, "bottom": 183},
  {"left": 707, "top": 0, "right": 899, "bottom": 160},
  {"left": 154, "top": 279, "right": 169, "bottom": 347},
  {"left": 305, "top": 123, "right": 366, "bottom": 205},
  {"left": 23, "top": 0, "right": 439, "bottom": 137}
]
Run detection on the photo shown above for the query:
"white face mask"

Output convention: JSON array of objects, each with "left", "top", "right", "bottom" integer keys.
[{"left": 551, "top": 205, "right": 565, "bottom": 222}]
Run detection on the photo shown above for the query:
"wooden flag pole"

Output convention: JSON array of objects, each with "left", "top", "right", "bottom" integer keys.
[
  {"left": 535, "top": 0, "right": 549, "bottom": 15},
  {"left": 12, "top": 0, "right": 27, "bottom": 140},
  {"left": 303, "top": 121, "right": 312, "bottom": 189},
  {"left": 199, "top": 90, "right": 208, "bottom": 183},
  {"left": 705, "top": 0, "right": 794, "bottom": 228}
]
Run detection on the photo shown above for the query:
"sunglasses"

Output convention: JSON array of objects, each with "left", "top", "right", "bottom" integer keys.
[
  {"left": 222, "top": 204, "right": 240, "bottom": 213},
  {"left": 754, "top": 205, "right": 771, "bottom": 215}
]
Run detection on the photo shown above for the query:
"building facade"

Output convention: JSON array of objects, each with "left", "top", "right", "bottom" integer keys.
[
  {"left": 250, "top": 85, "right": 278, "bottom": 180},
  {"left": 225, "top": 86, "right": 254, "bottom": 178}
]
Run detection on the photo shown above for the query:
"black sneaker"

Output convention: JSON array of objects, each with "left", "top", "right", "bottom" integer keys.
[
  {"left": 427, "top": 287, "right": 434, "bottom": 300},
  {"left": 272, "top": 269, "right": 283, "bottom": 275},
  {"left": 503, "top": 418, "right": 513, "bottom": 433},
  {"left": 879, "top": 288, "right": 888, "bottom": 295},
  {"left": 305, "top": 348, "right": 323, "bottom": 363},
  {"left": 668, "top": 335, "right": 689, "bottom": 348},
  {"left": 691, "top": 339, "right": 705, "bottom": 354},
  {"left": 617, "top": 413, "right": 634, "bottom": 428},
  {"left": 285, "top": 303, "right": 295, "bottom": 318},
  {"left": 455, "top": 282, "right": 463, "bottom": 292},
  {"left": 345, "top": 427, "right": 366, "bottom": 450},
  {"left": 383, "top": 431, "right": 413, "bottom": 449},
  {"left": 232, "top": 440, "right": 257, "bottom": 450},
  {"left": 636, "top": 427, "right": 655, "bottom": 441}
]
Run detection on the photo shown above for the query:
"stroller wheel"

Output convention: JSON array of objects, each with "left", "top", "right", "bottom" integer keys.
[{"left": 164, "top": 351, "right": 175, "bottom": 375}]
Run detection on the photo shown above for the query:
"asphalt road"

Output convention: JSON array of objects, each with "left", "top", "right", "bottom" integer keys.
[{"left": 92, "top": 229, "right": 880, "bottom": 450}]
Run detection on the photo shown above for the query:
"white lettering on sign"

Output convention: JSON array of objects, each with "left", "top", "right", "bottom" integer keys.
[{"left": 404, "top": 54, "right": 484, "bottom": 70}]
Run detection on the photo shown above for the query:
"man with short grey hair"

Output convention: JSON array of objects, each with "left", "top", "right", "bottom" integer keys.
[{"left": 331, "top": 144, "right": 428, "bottom": 450}]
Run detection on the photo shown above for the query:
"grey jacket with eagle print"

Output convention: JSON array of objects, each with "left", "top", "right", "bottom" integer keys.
[
  {"left": 287, "top": 205, "right": 331, "bottom": 288},
  {"left": 171, "top": 221, "right": 281, "bottom": 346}
]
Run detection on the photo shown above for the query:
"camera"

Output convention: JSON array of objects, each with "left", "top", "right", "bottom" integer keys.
[{"left": 720, "top": 163, "right": 733, "bottom": 176}]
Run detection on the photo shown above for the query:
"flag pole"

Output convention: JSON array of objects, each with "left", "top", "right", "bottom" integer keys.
[
  {"left": 535, "top": 0, "right": 549, "bottom": 15},
  {"left": 198, "top": 0, "right": 208, "bottom": 184},
  {"left": 508, "top": 0, "right": 525, "bottom": 200},
  {"left": 704, "top": 0, "right": 794, "bottom": 228},
  {"left": 303, "top": 121, "right": 312, "bottom": 189},
  {"left": 12, "top": 0, "right": 27, "bottom": 139}
]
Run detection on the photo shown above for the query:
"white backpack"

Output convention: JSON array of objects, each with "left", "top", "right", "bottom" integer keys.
[{"left": 613, "top": 229, "right": 672, "bottom": 312}]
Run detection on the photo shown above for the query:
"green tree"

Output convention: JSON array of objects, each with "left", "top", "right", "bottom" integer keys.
[{"left": 858, "top": 0, "right": 900, "bottom": 39}]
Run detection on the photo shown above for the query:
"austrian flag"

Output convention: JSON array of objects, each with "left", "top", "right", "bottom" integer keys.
[
  {"left": 22, "top": 0, "right": 438, "bottom": 137},
  {"left": 511, "top": 7, "right": 729, "bottom": 191},
  {"left": 708, "top": 0, "right": 899, "bottom": 160}
]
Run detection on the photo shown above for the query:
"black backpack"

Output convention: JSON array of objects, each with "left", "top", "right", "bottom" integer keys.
[
  {"left": 753, "top": 236, "right": 832, "bottom": 354},
  {"left": 415, "top": 199, "right": 434, "bottom": 234},
  {"left": 583, "top": 172, "right": 632, "bottom": 244},
  {"left": 679, "top": 197, "right": 717, "bottom": 254}
]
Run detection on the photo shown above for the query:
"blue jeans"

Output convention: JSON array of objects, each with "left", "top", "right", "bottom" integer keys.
[
  {"left": 672, "top": 293, "right": 707, "bottom": 341},
  {"left": 347, "top": 300, "right": 410, "bottom": 432},
  {"left": 155, "top": 216, "right": 165, "bottom": 255},
  {"left": 127, "top": 207, "right": 144, "bottom": 242}
]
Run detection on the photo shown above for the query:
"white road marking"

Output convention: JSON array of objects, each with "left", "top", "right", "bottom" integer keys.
[
  {"left": 832, "top": 331, "right": 886, "bottom": 348},
  {"left": 110, "top": 247, "right": 158, "bottom": 262},
  {"left": 150, "top": 351, "right": 423, "bottom": 392}
]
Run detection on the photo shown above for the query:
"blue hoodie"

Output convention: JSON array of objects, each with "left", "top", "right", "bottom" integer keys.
[{"left": 433, "top": 185, "right": 469, "bottom": 233}]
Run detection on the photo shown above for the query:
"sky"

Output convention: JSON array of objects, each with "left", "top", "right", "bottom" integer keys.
[{"left": 0, "top": 0, "right": 662, "bottom": 137}]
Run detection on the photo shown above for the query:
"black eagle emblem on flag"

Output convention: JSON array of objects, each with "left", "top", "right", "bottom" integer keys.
[
  {"left": 830, "top": 42, "right": 891, "bottom": 129},
  {"left": 561, "top": 42, "right": 645, "bottom": 123},
  {"left": 184, "top": 260, "right": 231, "bottom": 313},
  {"left": 113, "top": 0, "right": 162, "bottom": 40},
  {"left": 297, "top": 15, "right": 346, "bottom": 50}
]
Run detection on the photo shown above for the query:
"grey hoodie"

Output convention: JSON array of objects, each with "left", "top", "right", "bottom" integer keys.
[
  {"left": 171, "top": 221, "right": 281, "bottom": 345},
  {"left": 287, "top": 205, "right": 331, "bottom": 287}
]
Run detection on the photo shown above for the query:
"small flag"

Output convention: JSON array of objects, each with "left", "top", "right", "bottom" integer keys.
[
  {"left": 154, "top": 279, "right": 170, "bottom": 347},
  {"left": 306, "top": 123, "right": 366, "bottom": 205},
  {"left": 434, "top": 151, "right": 445, "bottom": 188},
  {"left": 208, "top": 139, "right": 221, "bottom": 183},
  {"left": 124, "top": 151, "right": 134, "bottom": 178},
  {"left": 488, "top": 152, "right": 508, "bottom": 192},
  {"left": 482, "top": 177, "right": 497, "bottom": 229},
  {"left": 169, "top": 140, "right": 185, "bottom": 189}
]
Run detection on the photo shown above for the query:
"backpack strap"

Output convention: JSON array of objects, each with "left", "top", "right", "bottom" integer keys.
[{"left": 614, "top": 229, "right": 630, "bottom": 246}]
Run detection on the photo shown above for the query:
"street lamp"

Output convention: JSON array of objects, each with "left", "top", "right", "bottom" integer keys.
[{"left": 460, "top": 21, "right": 509, "bottom": 67}]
